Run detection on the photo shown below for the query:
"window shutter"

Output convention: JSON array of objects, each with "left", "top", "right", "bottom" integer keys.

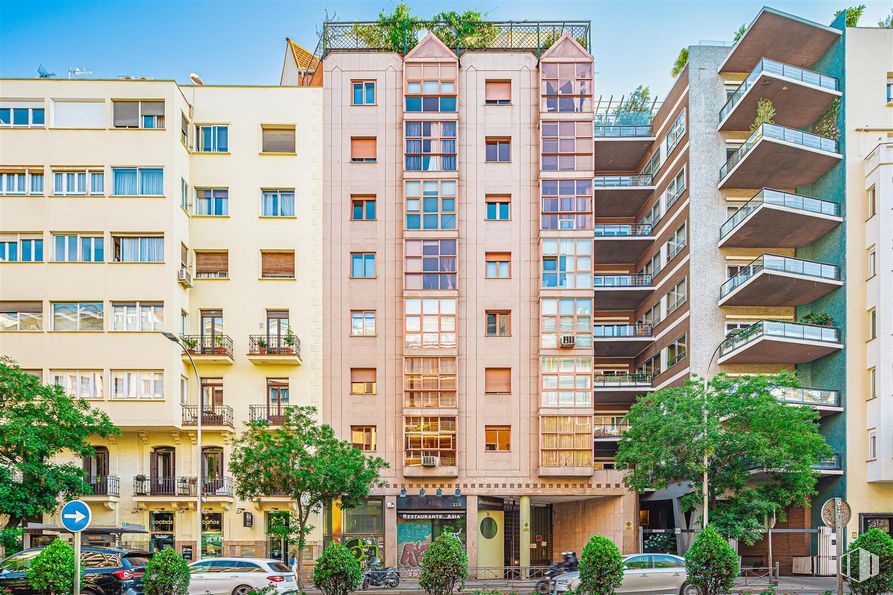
[
  {"left": 261, "top": 251, "right": 295, "bottom": 278},
  {"left": 113, "top": 101, "right": 139, "bottom": 127},
  {"left": 486, "top": 81, "right": 511, "bottom": 102},
  {"left": 351, "top": 368, "right": 376, "bottom": 383},
  {"left": 195, "top": 252, "right": 228, "bottom": 276},
  {"left": 262, "top": 127, "right": 296, "bottom": 153},
  {"left": 351, "top": 137, "right": 377, "bottom": 160},
  {"left": 141, "top": 101, "right": 164, "bottom": 116},
  {"left": 485, "top": 368, "right": 511, "bottom": 393},
  {"left": 0, "top": 301, "right": 41, "bottom": 313},
  {"left": 486, "top": 252, "right": 510, "bottom": 263}
]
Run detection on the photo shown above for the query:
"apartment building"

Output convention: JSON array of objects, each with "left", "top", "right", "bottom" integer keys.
[{"left": 0, "top": 79, "right": 323, "bottom": 558}]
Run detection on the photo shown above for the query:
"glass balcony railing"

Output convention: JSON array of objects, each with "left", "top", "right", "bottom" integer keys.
[
  {"left": 813, "top": 453, "right": 842, "bottom": 471},
  {"left": 719, "top": 58, "right": 839, "bottom": 123},
  {"left": 720, "top": 188, "right": 840, "bottom": 240},
  {"left": 593, "top": 373, "right": 653, "bottom": 388},
  {"left": 594, "top": 175, "right": 653, "bottom": 188},
  {"left": 594, "top": 274, "right": 653, "bottom": 288},
  {"left": 720, "top": 254, "right": 840, "bottom": 298},
  {"left": 772, "top": 386, "right": 841, "bottom": 408},
  {"left": 593, "top": 423, "right": 630, "bottom": 438},
  {"left": 720, "top": 320, "right": 841, "bottom": 356},
  {"left": 719, "top": 124, "right": 839, "bottom": 181},
  {"left": 594, "top": 224, "right": 653, "bottom": 238},
  {"left": 594, "top": 112, "right": 653, "bottom": 137},
  {"left": 593, "top": 323, "right": 653, "bottom": 338}
]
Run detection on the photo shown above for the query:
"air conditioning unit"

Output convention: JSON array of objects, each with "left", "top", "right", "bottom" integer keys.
[
  {"left": 177, "top": 267, "right": 193, "bottom": 288},
  {"left": 421, "top": 455, "right": 438, "bottom": 467},
  {"left": 559, "top": 334, "right": 576, "bottom": 348}
]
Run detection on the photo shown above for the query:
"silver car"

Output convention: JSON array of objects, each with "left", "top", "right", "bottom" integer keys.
[
  {"left": 550, "top": 553, "right": 697, "bottom": 595},
  {"left": 188, "top": 558, "right": 298, "bottom": 595}
]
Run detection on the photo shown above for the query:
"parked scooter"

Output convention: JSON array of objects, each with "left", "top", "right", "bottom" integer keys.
[
  {"left": 534, "top": 551, "right": 578, "bottom": 595},
  {"left": 361, "top": 557, "right": 401, "bottom": 589}
]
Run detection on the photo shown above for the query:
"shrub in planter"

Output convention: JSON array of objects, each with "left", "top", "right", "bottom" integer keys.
[
  {"left": 26, "top": 538, "right": 80, "bottom": 595},
  {"left": 845, "top": 528, "right": 893, "bottom": 595},
  {"left": 419, "top": 532, "right": 468, "bottom": 595},
  {"left": 314, "top": 541, "right": 362, "bottom": 595},
  {"left": 684, "top": 525, "right": 739, "bottom": 595},
  {"left": 577, "top": 534, "right": 623, "bottom": 595},
  {"left": 144, "top": 546, "right": 190, "bottom": 595}
]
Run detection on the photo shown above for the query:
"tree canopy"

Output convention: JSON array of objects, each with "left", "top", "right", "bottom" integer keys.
[
  {"left": 672, "top": 48, "right": 689, "bottom": 77},
  {"left": 834, "top": 5, "right": 866, "bottom": 26}
]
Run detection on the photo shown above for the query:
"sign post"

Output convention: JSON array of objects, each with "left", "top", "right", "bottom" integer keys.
[
  {"left": 821, "top": 497, "right": 851, "bottom": 595},
  {"left": 60, "top": 499, "right": 92, "bottom": 595}
]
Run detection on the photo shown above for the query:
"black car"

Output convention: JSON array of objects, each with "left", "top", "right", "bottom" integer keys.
[{"left": 0, "top": 546, "right": 151, "bottom": 594}]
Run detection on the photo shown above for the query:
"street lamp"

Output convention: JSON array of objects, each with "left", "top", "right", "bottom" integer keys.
[
  {"left": 701, "top": 339, "right": 727, "bottom": 528},
  {"left": 162, "top": 331, "right": 203, "bottom": 561}
]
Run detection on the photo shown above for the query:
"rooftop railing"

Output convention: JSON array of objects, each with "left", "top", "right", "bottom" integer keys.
[
  {"left": 594, "top": 224, "right": 653, "bottom": 238},
  {"left": 719, "top": 123, "right": 839, "bottom": 181},
  {"left": 594, "top": 274, "right": 654, "bottom": 288},
  {"left": 720, "top": 254, "right": 840, "bottom": 298},
  {"left": 594, "top": 113, "right": 653, "bottom": 137},
  {"left": 720, "top": 320, "right": 841, "bottom": 357},
  {"left": 720, "top": 188, "right": 840, "bottom": 240},
  {"left": 594, "top": 175, "right": 653, "bottom": 188}
]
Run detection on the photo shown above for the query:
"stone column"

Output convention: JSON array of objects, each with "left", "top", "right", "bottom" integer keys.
[
  {"left": 465, "top": 495, "right": 479, "bottom": 577},
  {"left": 385, "top": 495, "right": 397, "bottom": 567},
  {"left": 520, "top": 495, "right": 531, "bottom": 574}
]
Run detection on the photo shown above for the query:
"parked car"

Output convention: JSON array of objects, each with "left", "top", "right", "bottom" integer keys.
[
  {"left": 188, "top": 558, "right": 298, "bottom": 595},
  {"left": 0, "top": 545, "right": 150, "bottom": 594},
  {"left": 550, "top": 553, "right": 698, "bottom": 595}
]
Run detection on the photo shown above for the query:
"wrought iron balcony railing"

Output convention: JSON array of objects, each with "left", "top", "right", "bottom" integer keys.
[
  {"left": 133, "top": 476, "right": 197, "bottom": 497},
  {"left": 181, "top": 404, "right": 234, "bottom": 428},
  {"left": 248, "top": 334, "right": 301, "bottom": 358},
  {"left": 83, "top": 475, "right": 120, "bottom": 497},
  {"left": 203, "top": 476, "right": 234, "bottom": 497},
  {"left": 180, "top": 334, "right": 234, "bottom": 359},
  {"left": 249, "top": 404, "right": 289, "bottom": 425}
]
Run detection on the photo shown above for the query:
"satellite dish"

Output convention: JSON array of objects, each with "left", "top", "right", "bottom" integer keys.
[
  {"left": 37, "top": 64, "right": 56, "bottom": 79},
  {"left": 189, "top": 73, "right": 204, "bottom": 86}
]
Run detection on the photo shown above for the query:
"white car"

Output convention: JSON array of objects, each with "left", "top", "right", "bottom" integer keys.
[
  {"left": 550, "top": 553, "right": 697, "bottom": 595},
  {"left": 188, "top": 558, "right": 298, "bottom": 595}
]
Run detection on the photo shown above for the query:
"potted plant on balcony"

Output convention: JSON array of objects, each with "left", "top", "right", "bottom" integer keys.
[
  {"left": 800, "top": 311, "right": 833, "bottom": 327},
  {"left": 283, "top": 326, "right": 297, "bottom": 354},
  {"left": 214, "top": 334, "right": 227, "bottom": 355},
  {"left": 256, "top": 337, "right": 267, "bottom": 355},
  {"left": 181, "top": 335, "right": 198, "bottom": 353}
]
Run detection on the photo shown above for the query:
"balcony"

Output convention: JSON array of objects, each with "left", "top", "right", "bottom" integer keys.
[
  {"left": 594, "top": 224, "right": 655, "bottom": 264},
  {"left": 594, "top": 373, "right": 654, "bottom": 404},
  {"left": 593, "top": 175, "right": 655, "bottom": 217},
  {"left": 181, "top": 405, "right": 235, "bottom": 430},
  {"left": 719, "top": 124, "right": 841, "bottom": 190},
  {"left": 814, "top": 453, "right": 843, "bottom": 476},
  {"left": 249, "top": 404, "right": 288, "bottom": 426},
  {"left": 594, "top": 113, "right": 655, "bottom": 171},
  {"left": 181, "top": 334, "right": 234, "bottom": 364},
  {"left": 133, "top": 476, "right": 198, "bottom": 498},
  {"left": 593, "top": 423, "right": 629, "bottom": 441},
  {"left": 772, "top": 386, "right": 842, "bottom": 415},
  {"left": 82, "top": 475, "right": 120, "bottom": 501},
  {"left": 718, "top": 254, "right": 841, "bottom": 307},
  {"left": 247, "top": 335, "right": 302, "bottom": 366},
  {"left": 719, "top": 59, "right": 840, "bottom": 131},
  {"left": 594, "top": 274, "right": 654, "bottom": 310},
  {"left": 593, "top": 324, "right": 654, "bottom": 357},
  {"left": 719, "top": 189, "right": 841, "bottom": 248},
  {"left": 202, "top": 476, "right": 235, "bottom": 499},
  {"left": 718, "top": 320, "right": 842, "bottom": 365}
]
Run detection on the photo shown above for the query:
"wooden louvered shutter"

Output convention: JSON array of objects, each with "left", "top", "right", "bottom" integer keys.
[
  {"left": 485, "top": 368, "right": 511, "bottom": 394},
  {"left": 261, "top": 251, "right": 295, "bottom": 278},
  {"left": 195, "top": 252, "right": 228, "bottom": 277}
]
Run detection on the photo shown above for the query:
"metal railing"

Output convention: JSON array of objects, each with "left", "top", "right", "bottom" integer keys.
[
  {"left": 594, "top": 125, "right": 652, "bottom": 138},
  {"left": 594, "top": 111, "right": 653, "bottom": 127},
  {"left": 249, "top": 404, "right": 289, "bottom": 425},
  {"left": 593, "top": 423, "right": 629, "bottom": 438},
  {"left": 594, "top": 174, "right": 653, "bottom": 188},
  {"left": 772, "top": 386, "right": 841, "bottom": 408},
  {"left": 84, "top": 475, "right": 120, "bottom": 497},
  {"left": 720, "top": 58, "right": 839, "bottom": 123},
  {"left": 720, "top": 188, "right": 840, "bottom": 240},
  {"left": 594, "top": 224, "right": 654, "bottom": 237},
  {"left": 248, "top": 334, "right": 301, "bottom": 358},
  {"left": 719, "top": 123, "right": 839, "bottom": 181},
  {"left": 180, "top": 334, "right": 234, "bottom": 359},
  {"left": 593, "top": 323, "right": 653, "bottom": 338},
  {"left": 133, "top": 476, "right": 197, "bottom": 497},
  {"left": 203, "top": 476, "right": 234, "bottom": 497},
  {"left": 594, "top": 274, "right": 653, "bottom": 288},
  {"left": 720, "top": 254, "right": 840, "bottom": 298},
  {"left": 814, "top": 453, "right": 842, "bottom": 471},
  {"left": 593, "top": 373, "right": 653, "bottom": 388},
  {"left": 720, "top": 320, "right": 841, "bottom": 356},
  {"left": 181, "top": 404, "right": 234, "bottom": 428}
]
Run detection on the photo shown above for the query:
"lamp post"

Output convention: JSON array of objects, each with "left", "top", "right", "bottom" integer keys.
[
  {"left": 162, "top": 331, "right": 202, "bottom": 561},
  {"left": 701, "top": 340, "right": 725, "bottom": 528}
]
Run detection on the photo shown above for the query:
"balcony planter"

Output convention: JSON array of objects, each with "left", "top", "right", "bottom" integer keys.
[{"left": 256, "top": 338, "right": 267, "bottom": 354}]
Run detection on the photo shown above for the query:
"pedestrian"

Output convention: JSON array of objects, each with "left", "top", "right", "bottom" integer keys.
[{"left": 289, "top": 551, "right": 298, "bottom": 575}]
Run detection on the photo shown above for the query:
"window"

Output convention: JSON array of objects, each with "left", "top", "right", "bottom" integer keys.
[
  {"left": 485, "top": 195, "right": 510, "bottom": 221},
  {"left": 664, "top": 109, "right": 686, "bottom": 155},
  {"left": 111, "top": 370, "right": 164, "bottom": 400},
  {"left": 261, "top": 251, "right": 295, "bottom": 279},
  {"left": 485, "top": 80, "right": 511, "bottom": 105},
  {"left": 641, "top": 149, "right": 662, "bottom": 177},
  {"left": 180, "top": 178, "right": 189, "bottom": 211},
  {"left": 541, "top": 298, "right": 593, "bottom": 348},
  {"left": 404, "top": 357, "right": 457, "bottom": 407},
  {"left": 642, "top": 251, "right": 663, "bottom": 278},
  {"left": 542, "top": 239, "right": 592, "bottom": 288},
  {"left": 639, "top": 302, "right": 662, "bottom": 328},
  {"left": 0, "top": 105, "right": 45, "bottom": 127},
  {"left": 867, "top": 186, "right": 876, "bottom": 219},
  {"left": 350, "top": 137, "right": 377, "bottom": 163},
  {"left": 351, "top": 310, "right": 376, "bottom": 336},
  {"left": 405, "top": 78, "right": 457, "bottom": 112},
  {"left": 111, "top": 167, "right": 163, "bottom": 196},
  {"left": 352, "top": 81, "right": 376, "bottom": 105},
  {"left": 667, "top": 223, "right": 687, "bottom": 261},
  {"left": 541, "top": 180, "right": 592, "bottom": 230},
  {"left": 181, "top": 114, "right": 189, "bottom": 145},
  {"left": 1, "top": 169, "right": 44, "bottom": 195},
  {"left": 52, "top": 234, "right": 103, "bottom": 262},
  {"left": 113, "top": 100, "right": 164, "bottom": 129},
  {"left": 261, "top": 189, "right": 295, "bottom": 217},
  {"left": 194, "top": 188, "right": 228, "bottom": 216},
  {"left": 869, "top": 308, "right": 877, "bottom": 340},
  {"left": 541, "top": 415, "right": 592, "bottom": 467},
  {"left": 888, "top": 80, "right": 893, "bottom": 103},
  {"left": 869, "top": 431, "right": 878, "bottom": 461},
  {"left": 666, "top": 278, "right": 687, "bottom": 315},
  {"left": 485, "top": 368, "right": 511, "bottom": 394},
  {"left": 0, "top": 235, "right": 43, "bottom": 262},
  {"left": 541, "top": 62, "right": 593, "bottom": 113},
  {"left": 405, "top": 121, "right": 456, "bottom": 171},
  {"left": 665, "top": 167, "right": 687, "bottom": 208},
  {"left": 869, "top": 367, "right": 877, "bottom": 400},
  {"left": 194, "top": 251, "right": 228, "bottom": 278},
  {"left": 666, "top": 333, "right": 687, "bottom": 367},
  {"left": 350, "top": 369, "right": 377, "bottom": 395},
  {"left": 350, "top": 253, "right": 376, "bottom": 278},
  {"left": 52, "top": 169, "right": 104, "bottom": 196},
  {"left": 404, "top": 298, "right": 456, "bottom": 349},
  {"left": 404, "top": 416, "right": 456, "bottom": 466},
  {"left": 485, "top": 426, "right": 511, "bottom": 451},
  {"left": 868, "top": 248, "right": 877, "bottom": 279},
  {"left": 404, "top": 239, "right": 457, "bottom": 290},
  {"left": 52, "top": 302, "right": 103, "bottom": 331},
  {"left": 485, "top": 138, "right": 511, "bottom": 162},
  {"left": 195, "top": 125, "right": 229, "bottom": 152},
  {"left": 51, "top": 370, "right": 103, "bottom": 400},
  {"left": 112, "top": 235, "right": 164, "bottom": 263},
  {"left": 111, "top": 302, "right": 163, "bottom": 331},
  {"left": 405, "top": 181, "right": 456, "bottom": 229},
  {"left": 0, "top": 301, "right": 42, "bottom": 331},
  {"left": 351, "top": 426, "right": 377, "bottom": 451},
  {"left": 262, "top": 126, "right": 296, "bottom": 153},
  {"left": 637, "top": 352, "right": 662, "bottom": 376},
  {"left": 541, "top": 356, "right": 593, "bottom": 407},
  {"left": 52, "top": 100, "right": 104, "bottom": 128},
  {"left": 349, "top": 195, "right": 377, "bottom": 221},
  {"left": 486, "top": 311, "right": 511, "bottom": 337},
  {"left": 542, "top": 121, "right": 593, "bottom": 171},
  {"left": 485, "top": 252, "right": 511, "bottom": 279}
]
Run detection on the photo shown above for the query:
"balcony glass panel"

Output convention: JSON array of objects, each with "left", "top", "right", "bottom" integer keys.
[
  {"left": 593, "top": 274, "right": 653, "bottom": 288},
  {"left": 720, "top": 124, "right": 839, "bottom": 181},
  {"left": 594, "top": 112, "right": 653, "bottom": 137},
  {"left": 594, "top": 224, "right": 653, "bottom": 237},
  {"left": 594, "top": 175, "right": 653, "bottom": 188},
  {"left": 593, "top": 373, "right": 653, "bottom": 388},
  {"left": 720, "top": 254, "right": 840, "bottom": 298},
  {"left": 771, "top": 386, "right": 840, "bottom": 407},
  {"left": 720, "top": 320, "right": 840, "bottom": 356},
  {"left": 720, "top": 189, "right": 840, "bottom": 240},
  {"left": 593, "top": 324, "right": 652, "bottom": 338}
]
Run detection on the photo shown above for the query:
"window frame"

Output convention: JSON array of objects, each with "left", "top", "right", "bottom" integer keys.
[
  {"left": 110, "top": 369, "right": 164, "bottom": 400},
  {"left": 484, "top": 80, "right": 512, "bottom": 105},
  {"left": 541, "top": 298, "right": 593, "bottom": 349},
  {"left": 350, "top": 137, "right": 377, "bottom": 163},
  {"left": 541, "top": 356, "right": 593, "bottom": 407},
  {"left": 485, "top": 137, "right": 511, "bottom": 163},
  {"left": 193, "top": 187, "right": 229, "bottom": 217},
  {"left": 404, "top": 298, "right": 457, "bottom": 350},
  {"left": 351, "top": 425, "right": 377, "bottom": 451},
  {"left": 351, "top": 195, "right": 377, "bottom": 221},
  {"left": 404, "top": 239, "right": 458, "bottom": 290},
  {"left": 350, "top": 252, "right": 376, "bottom": 279},
  {"left": 0, "top": 106, "right": 46, "bottom": 128},
  {"left": 404, "top": 121, "right": 457, "bottom": 172},
  {"left": 350, "top": 310, "right": 376, "bottom": 336},
  {"left": 260, "top": 189, "right": 296, "bottom": 218},
  {"left": 484, "top": 425, "right": 511, "bottom": 451},
  {"left": 112, "top": 100, "right": 165, "bottom": 130},
  {"left": 404, "top": 180, "right": 456, "bottom": 230},
  {"left": 485, "top": 252, "right": 511, "bottom": 279},
  {"left": 541, "top": 180, "right": 592, "bottom": 230},
  {"left": 350, "top": 368, "right": 377, "bottom": 395},
  {"left": 352, "top": 80, "right": 377, "bottom": 106},
  {"left": 485, "top": 195, "right": 511, "bottom": 221},
  {"left": 195, "top": 124, "right": 229, "bottom": 153},
  {"left": 50, "top": 369, "right": 103, "bottom": 400},
  {"left": 404, "top": 356, "right": 457, "bottom": 408},
  {"left": 51, "top": 301, "right": 104, "bottom": 331},
  {"left": 540, "top": 61, "right": 593, "bottom": 113},
  {"left": 484, "top": 367, "right": 512, "bottom": 395},
  {"left": 110, "top": 301, "right": 164, "bottom": 332},
  {"left": 485, "top": 310, "right": 511, "bottom": 337}
]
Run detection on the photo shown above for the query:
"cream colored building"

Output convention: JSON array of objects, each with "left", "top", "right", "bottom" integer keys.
[{"left": 0, "top": 78, "right": 323, "bottom": 559}]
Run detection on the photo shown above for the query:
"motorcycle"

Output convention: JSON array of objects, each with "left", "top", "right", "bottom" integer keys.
[
  {"left": 361, "top": 563, "right": 400, "bottom": 589},
  {"left": 534, "top": 563, "right": 570, "bottom": 595}
]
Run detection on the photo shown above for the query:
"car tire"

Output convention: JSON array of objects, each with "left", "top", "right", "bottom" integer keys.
[
  {"left": 680, "top": 583, "right": 700, "bottom": 595},
  {"left": 232, "top": 585, "right": 254, "bottom": 595}
]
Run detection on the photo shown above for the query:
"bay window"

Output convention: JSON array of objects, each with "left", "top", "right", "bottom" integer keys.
[
  {"left": 541, "top": 298, "right": 593, "bottom": 348},
  {"left": 541, "top": 121, "right": 593, "bottom": 171},
  {"left": 405, "top": 180, "right": 456, "bottom": 230},
  {"left": 404, "top": 357, "right": 457, "bottom": 408},
  {"left": 540, "top": 415, "right": 592, "bottom": 466},
  {"left": 541, "top": 62, "right": 593, "bottom": 113},
  {"left": 541, "top": 179, "right": 593, "bottom": 230},
  {"left": 542, "top": 238, "right": 592, "bottom": 288},
  {"left": 541, "top": 356, "right": 593, "bottom": 407},
  {"left": 404, "top": 416, "right": 457, "bottom": 466},
  {"left": 404, "top": 239, "right": 457, "bottom": 290},
  {"left": 404, "top": 298, "right": 456, "bottom": 349}
]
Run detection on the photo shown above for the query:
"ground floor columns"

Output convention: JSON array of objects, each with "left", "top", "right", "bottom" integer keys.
[
  {"left": 520, "top": 495, "right": 531, "bottom": 574},
  {"left": 384, "top": 494, "right": 397, "bottom": 566},
  {"left": 465, "top": 495, "right": 478, "bottom": 571}
]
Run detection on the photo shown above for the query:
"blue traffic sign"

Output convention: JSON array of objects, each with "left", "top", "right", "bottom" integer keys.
[{"left": 60, "top": 500, "right": 92, "bottom": 533}]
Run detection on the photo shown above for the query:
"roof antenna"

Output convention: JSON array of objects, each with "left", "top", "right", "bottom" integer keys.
[
  {"left": 37, "top": 64, "right": 56, "bottom": 78},
  {"left": 68, "top": 66, "right": 93, "bottom": 79}
]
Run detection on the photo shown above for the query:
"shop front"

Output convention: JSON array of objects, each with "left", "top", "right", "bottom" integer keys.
[
  {"left": 396, "top": 495, "right": 466, "bottom": 572},
  {"left": 267, "top": 512, "right": 289, "bottom": 562},
  {"left": 201, "top": 512, "right": 223, "bottom": 558},
  {"left": 149, "top": 512, "right": 176, "bottom": 553},
  {"left": 861, "top": 513, "right": 893, "bottom": 537},
  {"left": 324, "top": 498, "right": 386, "bottom": 566}
]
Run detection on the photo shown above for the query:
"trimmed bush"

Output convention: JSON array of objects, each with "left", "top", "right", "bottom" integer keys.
[
  {"left": 419, "top": 533, "right": 468, "bottom": 595},
  {"left": 143, "top": 546, "right": 190, "bottom": 595},
  {"left": 26, "top": 538, "right": 79, "bottom": 595},
  {"left": 578, "top": 534, "right": 623, "bottom": 595},
  {"left": 845, "top": 528, "right": 893, "bottom": 595},
  {"left": 314, "top": 541, "right": 362, "bottom": 595},
  {"left": 684, "top": 525, "right": 739, "bottom": 595}
]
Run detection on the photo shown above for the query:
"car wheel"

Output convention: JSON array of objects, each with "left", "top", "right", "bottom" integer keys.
[
  {"left": 680, "top": 583, "right": 700, "bottom": 595},
  {"left": 232, "top": 585, "right": 254, "bottom": 595}
]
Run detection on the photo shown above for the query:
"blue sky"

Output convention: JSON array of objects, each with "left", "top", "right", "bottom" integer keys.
[{"left": 0, "top": 0, "right": 889, "bottom": 99}]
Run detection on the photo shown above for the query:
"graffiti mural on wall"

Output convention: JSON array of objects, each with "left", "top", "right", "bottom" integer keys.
[
  {"left": 343, "top": 536, "right": 382, "bottom": 566},
  {"left": 397, "top": 521, "right": 432, "bottom": 568}
]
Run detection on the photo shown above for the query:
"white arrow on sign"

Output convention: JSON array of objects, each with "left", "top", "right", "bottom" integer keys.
[{"left": 64, "top": 510, "right": 86, "bottom": 524}]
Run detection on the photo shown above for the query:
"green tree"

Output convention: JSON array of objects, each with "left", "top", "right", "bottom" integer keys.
[
  {"left": 879, "top": 9, "right": 892, "bottom": 27},
  {"left": 812, "top": 98, "right": 840, "bottom": 140},
  {"left": 313, "top": 542, "right": 362, "bottom": 595},
  {"left": 845, "top": 528, "right": 893, "bottom": 594},
  {"left": 419, "top": 532, "right": 468, "bottom": 595},
  {"left": 750, "top": 98, "right": 776, "bottom": 132},
  {"left": 733, "top": 23, "right": 748, "bottom": 41},
  {"left": 616, "top": 372, "right": 832, "bottom": 544},
  {"left": 672, "top": 48, "right": 689, "bottom": 77},
  {"left": 539, "top": 30, "right": 589, "bottom": 52},
  {"left": 26, "top": 538, "right": 80, "bottom": 594},
  {"left": 353, "top": 3, "right": 420, "bottom": 53},
  {"left": 229, "top": 406, "right": 387, "bottom": 590},
  {"left": 0, "top": 357, "right": 118, "bottom": 534},
  {"left": 144, "top": 546, "right": 190, "bottom": 595},
  {"left": 684, "top": 525, "right": 739, "bottom": 595},
  {"left": 834, "top": 4, "right": 866, "bottom": 26},
  {"left": 430, "top": 10, "right": 499, "bottom": 50},
  {"left": 577, "top": 534, "right": 624, "bottom": 595}
]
